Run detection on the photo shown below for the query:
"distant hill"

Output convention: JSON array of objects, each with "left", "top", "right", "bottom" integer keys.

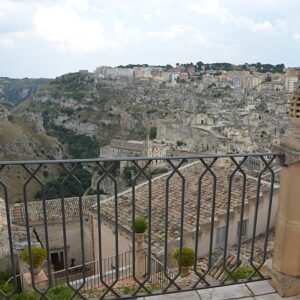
[
  {"left": 0, "top": 77, "right": 53, "bottom": 105},
  {"left": 14, "top": 72, "right": 150, "bottom": 159},
  {"left": 0, "top": 104, "right": 62, "bottom": 202}
]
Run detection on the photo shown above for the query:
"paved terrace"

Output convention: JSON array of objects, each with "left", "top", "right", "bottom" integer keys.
[{"left": 139, "top": 281, "right": 300, "bottom": 299}]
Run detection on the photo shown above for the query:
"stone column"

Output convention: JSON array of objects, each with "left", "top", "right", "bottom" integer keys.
[
  {"left": 263, "top": 115, "right": 300, "bottom": 297},
  {"left": 273, "top": 161, "right": 300, "bottom": 277},
  {"left": 135, "top": 234, "right": 147, "bottom": 280}
]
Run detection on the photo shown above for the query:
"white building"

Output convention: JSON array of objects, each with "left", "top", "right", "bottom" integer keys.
[
  {"left": 202, "top": 74, "right": 215, "bottom": 83},
  {"left": 285, "top": 76, "right": 298, "bottom": 93},
  {"left": 232, "top": 77, "right": 242, "bottom": 88}
]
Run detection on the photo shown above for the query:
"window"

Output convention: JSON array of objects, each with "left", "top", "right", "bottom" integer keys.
[
  {"left": 237, "top": 219, "right": 248, "bottom": 239},
  {"left": 216, "top": 226, "right": 226, "bottom": 248},
  {"left": 51, "top": 251, "right": 64, "bottom": 271}
]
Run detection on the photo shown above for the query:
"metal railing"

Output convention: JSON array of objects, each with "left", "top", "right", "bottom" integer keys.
[
  {"left": 51, "top": 251, "right": 132, "bottom": 290},
  {"left": 0, "top": 152, "right": 283, "bottom": 299}
]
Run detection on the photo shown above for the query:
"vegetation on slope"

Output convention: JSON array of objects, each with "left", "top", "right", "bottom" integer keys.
[
  {"left": 46, "top": 73, "right": 92, "bottom": 101},
  {"left": 34, "top": 167, "right": 92, "bottom": 200},
  {"left": 47, "top": 124, "right": 100, "bottom": 159},
  {"left": 0, "top": 77, "right": 52, "bottom": 105}
]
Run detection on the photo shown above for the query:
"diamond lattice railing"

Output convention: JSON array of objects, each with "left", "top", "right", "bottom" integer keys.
[{"left": 0, "top": 153, "right": 283, "bottom": 299}]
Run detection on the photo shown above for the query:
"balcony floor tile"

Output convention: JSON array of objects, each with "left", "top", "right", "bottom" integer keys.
[
  {"left": 247, "top": 281, "right": 276, "bottom": 295},
  {"left": 197, "top": 284, "right": 252, "bottom": 299},
  {"left": 144, "top": 291, "right": 200, "bottom": 300}
]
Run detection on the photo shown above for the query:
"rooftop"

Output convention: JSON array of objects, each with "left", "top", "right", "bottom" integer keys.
[
  {"left": 12, "top": 196, "right": 96, "bottom": 225},
  {"left": 0, "top": 199, "right": 38, "bottom": 257},
  {"left": 98, "top": 161, "right": 272, "bottom": 249}
]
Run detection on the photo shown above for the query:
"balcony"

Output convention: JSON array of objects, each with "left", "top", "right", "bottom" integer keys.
[{"left": 0, "top": 153, "right": 286, "bottom": 299}]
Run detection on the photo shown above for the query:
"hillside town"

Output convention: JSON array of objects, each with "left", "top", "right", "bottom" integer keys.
[
  {"left": 89, "top": 63, "right": 297, "bottom": 157},
  {"left": 0, "top": 62, "right": 299, "bottom": 300}
]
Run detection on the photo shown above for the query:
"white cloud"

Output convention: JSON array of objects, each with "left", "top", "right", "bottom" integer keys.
[
  {"left": 113, "top": 22, "right": 145, "bottom": 43},
  {"left": 188, "top": 1, "right": 229, "bottom": 19},
  {"left": 188, "top": 1, "right": 287, "bottom": 35},
  {"left": 0, "top": 35, "right": 14, "bottom": 47},
  {"left": 293, "top": 33, "right": 300, "bottom": 40},
  {"left": 147, "top": 25, "right": 186, "bottom": 40},
  {"left": 0, "top": 31, "right": 28, "bottom": 48},
  {"left": 231, "top": 17, "right": 287, "bottom": 34},
  {"left": 33, "top": 5, "right": 118, "bottom": 54},
  {"left": 143, "top": 14, "right": 152, "bottom": 21},
  {"left": 0, "top": 0, "right": 22, "bottom": 15},
  {"left": 65, "top": 0, "right": 90, "bottom": 11},
  {"left": 192, "top": 31, "right": 206, "bottom": 44}
]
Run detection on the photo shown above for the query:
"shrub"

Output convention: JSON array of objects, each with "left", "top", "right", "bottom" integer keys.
[
  {"left": 149, "top": 126, "right": 157, "bottom": 139},
  {"left": 172, "top": 247, "right": 195, "bottom": 267},
  {"left": 0, "top": 282, "right": 13, "bottom": 294},
  {"left": 0, "top": 285, "right": 73, "bottom": 300},
  {"left": 60, "top": 107, "right": 74, "bottom": 117},
  {"left": 10, "top": 291, "right": 37, "bottom": 300},
  {"left": 176, "top": 140, "right": 186, "bottom": 146},
  {"left": 227, "top": 266, "right": 255, "bottom": 280},
  {"left": 47, "top": 285, "right": 73, "bottom": 299},
  {"left": 20, "top": 247, "right": 47, "bottom": 268},
  {"left": 122, "top": 166, "right": 138, "bottom": 187},
  {"left": 0, "top": 272, "right": 10, "bottom": 284},
  {"left": 149, "top": 167, "right": 168, "bottom": 176},
  {"left": 132, "top": 217, "right": 148, "bottom": 233}
]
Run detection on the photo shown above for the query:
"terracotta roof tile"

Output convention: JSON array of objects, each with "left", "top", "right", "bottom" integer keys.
[
  {"left": 12, "top": 196, "right": 96, "bottom": 225},
  {"left": 98, "top": 162, "right": 271, "bottom": 249}
]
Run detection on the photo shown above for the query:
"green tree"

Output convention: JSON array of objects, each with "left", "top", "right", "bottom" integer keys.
[
  {"left": 35, "top": 167, "right": 92, "bottom": 200},
  {"left": 149, "top": 126, "right": 157, "bottom": 140},
  {"left": 123, "top": 166, "right": 138, "bottom": 187}
]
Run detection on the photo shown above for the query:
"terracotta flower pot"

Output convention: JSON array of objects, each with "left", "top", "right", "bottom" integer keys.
[
  {"left": 32, "top": 267, "right": 42, "bottom": 276},
  {"left": 180, "top": 266, "right": 190, "bottom": 277}
]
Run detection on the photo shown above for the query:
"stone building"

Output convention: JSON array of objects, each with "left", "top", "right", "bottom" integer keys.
[
  {"left": 285, "top": 76, "right": 298, "bottom": 93},
  {"left": 100, "top": 139, "right": 169, "bottom": 169},
  {"left": 0, "top": 199, "right": 39, "bottom": 273},
  {"left": 3, "top": 155, "right": 278, "bottom": 288},
  {"left": 289, "top": 85, "right": 300, "bottom": 118},
  {"left": 95, "top": 161, "right": 279, "bottom": 265},
  {"left": 12, "top": 197, "right": 96, "bottom": 271}
]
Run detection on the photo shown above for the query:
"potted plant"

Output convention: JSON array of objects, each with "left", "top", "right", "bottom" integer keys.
[
  {"left": 172, "top": 247, "right": 195, "bottom": 277},
  {"left": 132, "top": 217, "right": 148, "bottom": 244},
  {"left": 20, "top": 247, "right": 47, "bottom": 276}
]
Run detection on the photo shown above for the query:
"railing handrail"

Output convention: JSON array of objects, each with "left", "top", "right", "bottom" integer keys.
[
  {"left": 50, "top": 250, "right": 134, "bottom": 276},
  {"left": 0, "top": 152, "right": 281, "bottom": 165}
]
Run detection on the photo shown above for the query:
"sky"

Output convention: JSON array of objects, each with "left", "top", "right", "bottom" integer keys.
[{"left": 0, "top": 0, "right": 300, "bottom": 78}]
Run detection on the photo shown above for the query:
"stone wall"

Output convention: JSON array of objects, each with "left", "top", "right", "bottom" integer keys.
[{"left": 34, "top": 218, "right": 94, "bottom": 269}]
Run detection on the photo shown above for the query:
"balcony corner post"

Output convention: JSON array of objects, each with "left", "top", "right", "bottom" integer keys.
[{"left": 262, "top": 118, "right": 300, "bottom": 297}]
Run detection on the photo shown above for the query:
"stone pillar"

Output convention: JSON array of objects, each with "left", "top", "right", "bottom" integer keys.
[
  {"left": 273, "top": 161, "right": 300, "bottom": 277},
  {"left": 135, "top": 234, "right": 147, "bottom": 280},
  {"left": 263, "top": 115, "right": 300, "bottom": 296}
]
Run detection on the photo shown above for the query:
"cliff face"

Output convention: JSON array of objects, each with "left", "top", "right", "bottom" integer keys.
[
  {"left": 0, "top": 71, "right": 291, "bottom": 202},
  {"left": 0, "top": 77, "right": 52, "bottom": 105},
  {"left": 12, "top": 73, "right": 155, "bottom": 158},
  {"left": 0, "top": 106, "right": 63, "bottom": 202}
]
